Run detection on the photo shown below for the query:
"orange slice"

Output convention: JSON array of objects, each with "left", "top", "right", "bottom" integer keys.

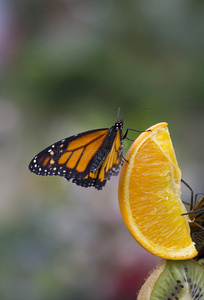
[{"left": 118, "top": 122, "right": 197, "bottom": 260}]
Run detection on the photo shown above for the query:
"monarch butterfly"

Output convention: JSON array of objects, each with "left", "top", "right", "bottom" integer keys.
[
  {"left": 181, "top": 179, "right": 204, "bottom": 254},
  {"left": 29, "top": 108, "right": 148, "bottom": 190}
]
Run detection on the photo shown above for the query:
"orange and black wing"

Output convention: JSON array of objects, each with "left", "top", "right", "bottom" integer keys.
[
  {"left": 73, "top": 129, "right": 123, "bottom": 190},
  {"left": 29, "top": 121, "right": 124, "bottom": 190},
  {"left": 29, "top": 128, "right": 110, "bottom": 181}
]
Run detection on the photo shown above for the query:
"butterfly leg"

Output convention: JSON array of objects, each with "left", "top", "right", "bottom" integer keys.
[
  {"left": 122, "top": 156, "right": 128, "bottom": 163},
  {"left": 195, "top": 192, "right": 204, "bottom": 205},
  {"left": 183, "top": 208, "right": 204, "bottom": 215},
  {"left": 182, "top": 209, "right": 204, "bottom": 217},
  {"left": 123, "top": 128, "right": 151, "bottom": 141},
  {"left": 181, "top": 179, "right": 194, "bottom": 211}
]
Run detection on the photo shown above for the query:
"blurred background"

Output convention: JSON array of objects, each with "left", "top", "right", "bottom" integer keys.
[{"left": 1, "top": 0, "right": 204, "bottom": 299}]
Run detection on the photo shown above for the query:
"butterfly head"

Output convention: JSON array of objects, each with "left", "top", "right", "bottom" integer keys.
[{"left": 114, "top": 120, "right": 123, "bottom": 131}]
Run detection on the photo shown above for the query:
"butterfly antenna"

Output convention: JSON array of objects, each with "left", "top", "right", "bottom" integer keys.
[
  {"left": 121, "top": 107, "right": 150, "bottom": 121},
  {"left": 117, "top": 107, "right": 121, "bottom": 121}
]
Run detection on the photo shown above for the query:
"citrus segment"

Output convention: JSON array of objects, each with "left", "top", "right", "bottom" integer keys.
[{"left": 118, "top": 122, "right": 197, "bottom": 260}]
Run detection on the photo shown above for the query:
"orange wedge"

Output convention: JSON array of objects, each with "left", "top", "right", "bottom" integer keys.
[{"left": 118, "top": 122, "right": 197, "bottom": 260}]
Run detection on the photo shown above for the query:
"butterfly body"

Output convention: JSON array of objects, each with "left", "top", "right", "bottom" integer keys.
[
  {"left": 181, "top": 182, "right": 204, "bottom": 253},
  {"left": 29, "top": 120, "right": 124, "bottom": 190},
  {"left": 188, "top": 196, "right": 204, "bottom": 250},
  {"left": 181, "top": 180, "right": 204, "bottom": 253},
  {"left": 189, "top": 196, "right": 204, "bottom": 225}
]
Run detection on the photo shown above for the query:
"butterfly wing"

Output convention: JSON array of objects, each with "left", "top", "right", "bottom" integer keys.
[
  {"left": 188, "top": 196, "right": 204, "bottom": 251},
  {"left": 72, "top": 129, "right": 123, "bottom": 190},
  {"left": 29, "top": 120, "right": 124, "bottom": 190},
  {"left": 29, "top": 128, "right": 110, "bottom": 181}
]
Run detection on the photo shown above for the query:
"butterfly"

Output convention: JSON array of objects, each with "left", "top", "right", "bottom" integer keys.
[
  {"left": 29, "top": 109, "right": 148, "bottom": 190},
  {"left": 181, "top": 179, "right": 204, "bottom": 253}
]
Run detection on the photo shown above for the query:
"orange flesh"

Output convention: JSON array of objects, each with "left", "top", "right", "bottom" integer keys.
[{"left": 118, "top": 122, "right": 197, "bottom": 259}]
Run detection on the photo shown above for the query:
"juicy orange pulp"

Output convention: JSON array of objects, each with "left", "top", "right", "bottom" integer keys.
[{"left": 118, "top": 122, "right": 197, "bottom": 260}]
